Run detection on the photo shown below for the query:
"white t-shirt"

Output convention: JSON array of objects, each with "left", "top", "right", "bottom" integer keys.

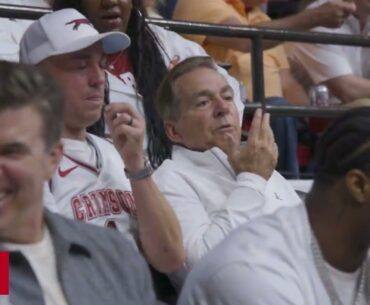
[
  {"left": 4, "top": 227, "right": 68, "bottom": 305},
  {"left": 286, "top": 0, "right": 370, "bottom": 91},
  {"left": 326, "top": 262, "right": 366, "bottom": 305},
  {"left": 178, "top": 204, "right": 370, "bottom": 305},
  {"left": 0, "top": 297, "right": 10, "bottom": 305},
  {"left": 44, "top": 134, "right": 138, "bottom": 248}
]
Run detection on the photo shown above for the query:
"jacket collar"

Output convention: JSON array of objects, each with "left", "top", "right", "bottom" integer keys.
[
  {"left": 0, "top": 209, "right": 91, "bottom": 258},
  {"left": 43, "top": 209, "right": 91, "bottom": 258},
  {"left": 171, "top": 145, "right": 236, "bottom": 178}
]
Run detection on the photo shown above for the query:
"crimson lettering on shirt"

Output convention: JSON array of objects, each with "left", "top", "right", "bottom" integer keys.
[
  {"left": 70, "top": 188, "right": 135, "bottom": 222},
  {"left": 117, "top": 190, "right": 136, "bottom": 215},
  {"left": 98, "top": 189, "right": 112, "bottom": 216},
  {"left": 89, "top": 191, "right": 103, "bottom": 216},
  {"left": 81, "top": 194, "right": 98, "bottom": 220},
  {"left": 108, "top": 189, "right": 122, "bottom": 214},
  {"left": 71, "top": 196, "right": 85, "bottom": 221}
]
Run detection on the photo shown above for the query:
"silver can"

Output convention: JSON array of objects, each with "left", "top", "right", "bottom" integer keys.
[{"left": 309, "top": 85, "right": 330, "bottom": 107}]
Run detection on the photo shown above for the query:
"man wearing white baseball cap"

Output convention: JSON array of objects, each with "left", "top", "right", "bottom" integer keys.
[
  {"left": 20, "top": 8, "right": 130, "bottom": 64},
  {"left": 19, "top": 7, "right": 184, "bottom": 278}
]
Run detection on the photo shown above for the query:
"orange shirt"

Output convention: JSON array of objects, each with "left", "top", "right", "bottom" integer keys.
[{"left": 173, "top": 0, "right": 289, "bottom": 100}]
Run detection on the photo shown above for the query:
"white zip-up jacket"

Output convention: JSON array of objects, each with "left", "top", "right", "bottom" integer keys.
[{"left": 154, "top": 145, "right": 301, "bottom": 283}]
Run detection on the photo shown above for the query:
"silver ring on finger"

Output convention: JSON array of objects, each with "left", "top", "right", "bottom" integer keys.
[{"left": 127, "top": 116, "right": 134, "bottom": 126}]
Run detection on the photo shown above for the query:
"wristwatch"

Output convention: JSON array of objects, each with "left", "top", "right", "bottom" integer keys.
[{"left": 124, "top": 160, "right": 154, "bottom": 181}]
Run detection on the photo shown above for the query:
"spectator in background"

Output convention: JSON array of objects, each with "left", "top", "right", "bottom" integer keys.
[
  {"left": 20, "top": 8, "right": 184, "bottom": 274},
  {"left": 0, "top": 60, "right": 157, "bottom": 305},
  {"left": 287, "top": 0, "right": 370, "bottom": 105},
  {"left": 0, "top": 0, "right": 51, "bottom": 62},
  {"left": 53, "top": 0, "right": 245, "bottom": 169},
  {"left": 178, "top": 107, "right": 370, "bottom": 305},
  {"left": 173, "top": 0, "right": 356, "bottom": 106},
  {"left": 154, "top": 56, "right": 301, "bottom": 286}
]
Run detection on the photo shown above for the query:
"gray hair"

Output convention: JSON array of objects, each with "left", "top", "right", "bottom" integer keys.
[{"left": 155, "top": 56, "right": 218, "bottom": 121}]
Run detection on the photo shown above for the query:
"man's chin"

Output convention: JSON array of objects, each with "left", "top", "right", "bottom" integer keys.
[
  {"left": 86, "top": 114, "right": 102, "bottom": 126},
  {"left": 214, "top": 137, "right": 238, "bottom": 153}
]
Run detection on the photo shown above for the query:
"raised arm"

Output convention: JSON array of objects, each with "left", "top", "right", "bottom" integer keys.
[
  {"left": 204, "top": 0, "right": 356, "bottom": 52},
  {"left": 104, "top": 103, "right": 185, "bottom": 273},
  {"left": 324, "top": 75, "right": 370, "bottom": 104}
]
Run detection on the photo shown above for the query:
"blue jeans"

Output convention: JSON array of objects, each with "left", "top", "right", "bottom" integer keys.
[{"left": 265, "top": 97, "right": 299, "bottom": 178}]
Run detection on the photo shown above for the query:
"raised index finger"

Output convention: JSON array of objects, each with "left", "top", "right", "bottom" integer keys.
[
  {"left": 248, "top": 108, "right": 263, "bottom": 141},
  {"left": 260, "top": 112, "right": 274, "bottom": 144}
]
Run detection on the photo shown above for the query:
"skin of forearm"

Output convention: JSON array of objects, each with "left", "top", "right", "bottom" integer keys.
[
  {"left": 280, "top": 69, "right": 310, "bottom": 105},
  {"left": 131, "top": 177, "right": 185, "bottom": 273},
  {"left": 325, "top": 76, "right": 370, "bottom": 104},
  {"left": 256, "top": 8, "right": 323, "bottom": 32},
  {"left": 205, "top": 9, "right": 324, "bottom": 53}
]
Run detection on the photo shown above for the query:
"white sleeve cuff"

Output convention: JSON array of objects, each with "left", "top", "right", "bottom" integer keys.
[{"left": 236, "top": 172, "right": 268, "bottom": 192}]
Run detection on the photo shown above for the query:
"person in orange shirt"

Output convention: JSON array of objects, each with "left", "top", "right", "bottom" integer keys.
[{"left": 173, "top": 0, "right": 356, "bottom": 105}]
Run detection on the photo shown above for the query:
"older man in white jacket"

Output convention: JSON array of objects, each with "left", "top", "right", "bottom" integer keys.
[{"left": 154, "top": 56, "right": 301, "bottom": 285}]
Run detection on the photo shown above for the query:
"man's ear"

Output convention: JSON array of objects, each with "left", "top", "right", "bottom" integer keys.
[
  {"left": 45, "top": 141, "right": 63, "bottom": 180},
  {"left": 345, "top": 169, "right": 370, "bottom": 206},
  {"left": 164, "top": 120, "right": 183, "bottom": 144}
]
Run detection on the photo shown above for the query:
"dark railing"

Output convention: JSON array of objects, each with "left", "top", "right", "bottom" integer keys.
[
  {"left": 148, "top": 19, "right": 370, "bottom": 105},
  {"left": 0, "top": 4, "right": 50, "bottom": 20},
  {"left": 1, "top": 4, "right": 369, "bottom": 117},
  {"left": 244, "top": 104, "right": 347, "bottom": 117}
]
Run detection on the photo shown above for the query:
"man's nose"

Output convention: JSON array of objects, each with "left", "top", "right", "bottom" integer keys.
[
  {"left": 214, "top": 96, "right": 231, "bottom": 117},
  {"left": 89, "top": 64, "right": 105, "bottom": 88},
  {"left": 101, "top": 0, "right": 117, "bottom": 8}
]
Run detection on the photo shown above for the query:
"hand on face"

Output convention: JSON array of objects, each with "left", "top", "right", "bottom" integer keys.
[
  {"left": 226, "top": 109, "right": 278, "bottom": 180},
  {"left": 313, "top": 0, "right": 356, "bottom": 28},
  {"left": 104, "top": 103, "right": 145, "bottom": 172}
]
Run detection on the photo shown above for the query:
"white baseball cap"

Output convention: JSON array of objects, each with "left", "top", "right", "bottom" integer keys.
[{"left": 20, "top": 8, "right": 131, "bottom": 64}]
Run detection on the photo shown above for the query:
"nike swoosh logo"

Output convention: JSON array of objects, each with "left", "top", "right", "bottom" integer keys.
[
  {"left": 274, "top": 192, "right": 283, "bottom": 200},
  {"left": 58, "top": 166, "right": 78, "bottom": 177}
]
